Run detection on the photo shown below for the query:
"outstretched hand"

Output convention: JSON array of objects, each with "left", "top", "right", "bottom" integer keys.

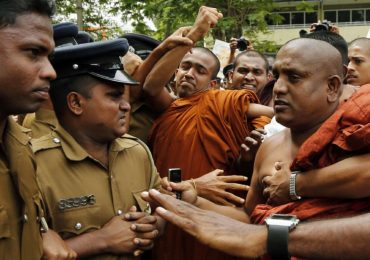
[
  {"left": 146, "top": 189, "right": 267, "bottom": 258},
  {"left": 195, "top": 169, "right": 248, "bottom": 206}
]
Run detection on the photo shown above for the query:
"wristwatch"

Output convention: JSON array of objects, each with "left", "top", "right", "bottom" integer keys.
[
  {"left": 289, "top": 171, "right": 302, "bottom": 200},
  {"left": 265, "top": 214, "right": 300, "bottom": 260}
]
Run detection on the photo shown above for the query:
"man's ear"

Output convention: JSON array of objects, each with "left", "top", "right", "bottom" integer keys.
[
  {"left": 209, "top": 79, "right": 218, "bottom": 89},
  {"left": 267, "top": 71, "right": 274, "bottom": 81},
  {"left": 66, "top": 92, "right": 85, "bottom": 115},
  {"left": 327, "top": 75, "right": 342, "bottom": 103}
]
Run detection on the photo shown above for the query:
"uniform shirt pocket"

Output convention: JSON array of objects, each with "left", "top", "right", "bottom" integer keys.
[{"left": 51, "top": 205, "right": 101, "bottom": 239}]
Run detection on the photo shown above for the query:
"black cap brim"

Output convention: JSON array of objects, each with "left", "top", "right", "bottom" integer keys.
[{"left": 89, "top": 69, "right": 138, "bottom": 85}]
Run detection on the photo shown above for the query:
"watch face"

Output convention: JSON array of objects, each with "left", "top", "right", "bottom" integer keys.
[{"left": 265, "top": 214, "right": 300, "bottom": 228}]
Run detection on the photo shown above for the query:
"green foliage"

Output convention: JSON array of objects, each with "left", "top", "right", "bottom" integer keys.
[{"left": 54, "top": 0, "right": 308, "bottom": 51}]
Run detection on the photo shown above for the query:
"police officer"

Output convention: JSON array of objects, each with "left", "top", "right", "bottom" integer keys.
[{"left": 32, "top": 38, "right": 162, "bottom": 259}]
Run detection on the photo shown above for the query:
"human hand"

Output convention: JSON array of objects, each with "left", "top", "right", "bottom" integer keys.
[
  {"left": 99, "top": 214, "right": 158, "bottom": 255},
  {"left": 42, "top": 229, "right": 77, "bottom": 259},
  {"left": 150, "top": 179, "right": 198, "bottom": 205},
  {"left": 229, "top": 37, "right": 238, "bottom": 52},
  {"left": 121, "top": 52, "right": 143, "bottom": 77},
  {"left": 147, "top": 189, "right": 267, "bottom": 258},
  {"left": 187, "top": 6, "right": 223, "bottom": 42},
  {"left": 240, "top": 128, "right": 266, "bottom": 163},
  {"left": 262, "top": 161, "right": 291, "bottom": 205},
  {"left": 195, "top": 169, "right": 248, "bottom": 206},
  {"left": 162, "top": 26, "right": 193, "bottom": 51}
]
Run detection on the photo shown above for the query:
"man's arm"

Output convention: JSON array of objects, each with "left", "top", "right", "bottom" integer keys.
[
  {"left": 65, "top": 212, "right": 158, "bottom": 257},
  {"left": 262, "top": 153, "right": 370, "bottom": 205},
  {"left": 289, "top": 213, "right": 370, "bottom": 258},
  {"left": 143, "top": 6, "right": 222, "bottom": 109},
  {"left": 146, "top": 189, "right": 370, "bottom": 259}
]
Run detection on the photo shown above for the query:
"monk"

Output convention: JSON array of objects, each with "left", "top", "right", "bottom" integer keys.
[
  {"left": 147, "top": 38, "right": 369, "bottom": 259},
  {"left": 346, "top": 37, "right": 370, "bottom": 87},
  {"left": 143, "top": 6, "right": 272, "bottom": 260}
]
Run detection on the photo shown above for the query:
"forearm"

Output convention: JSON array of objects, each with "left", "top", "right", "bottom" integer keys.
[
  {"left": 289, "top": 213, "right": 370, "bottom": 258},
  {"left": 65, "top": 230, "right": 107, "bottom": 257},
  {"left": 143, "top": 45, "right": 192, "bottom": 97},
  {"left": 227, "top": 50, "right": 236, "bottom": 64},
  {"left": 134, "top": 44, "right": 170, "bottom": 85},
  {"left": 297, "top": 153, "right": 370, "bottom": 198},
  {"left": 196, "top": 197, "right": 250, "bottom": 223}
]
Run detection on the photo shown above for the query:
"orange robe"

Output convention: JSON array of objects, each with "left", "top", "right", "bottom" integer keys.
[
  {"left": 149, "top": 89, "right": 270, "bottom": 260},
  {"left": 251, "top": 84, "right": 370, "bottom": 224}
]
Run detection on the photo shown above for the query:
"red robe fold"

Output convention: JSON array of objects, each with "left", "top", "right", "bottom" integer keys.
[
  {"left": 251, "top": 84, "right": 370, "bottom": 224},
  {"left": 149, "top": 89, "right": 270, "bottom": 260}
]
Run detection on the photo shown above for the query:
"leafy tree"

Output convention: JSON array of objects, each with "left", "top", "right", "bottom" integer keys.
[{"left": 53, "top": 0, "right": 309, "bottom": 52}]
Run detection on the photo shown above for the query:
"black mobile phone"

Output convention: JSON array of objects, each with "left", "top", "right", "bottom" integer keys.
[{"left": 168, "top": 168, "right": 182, "bottom": 199}]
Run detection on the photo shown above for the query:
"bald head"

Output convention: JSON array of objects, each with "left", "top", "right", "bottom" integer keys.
[
  {"left": 278, "top": 38, "right": 343, "bottom": 79},
  {"left": 273, "top": 38, "right": 344, "bottom": 131},
  {"left": 349, "top": 38, "right": 370, "bottom": 54}
]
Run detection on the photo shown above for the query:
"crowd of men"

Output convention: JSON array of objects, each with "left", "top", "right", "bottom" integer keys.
[{"left": 0, "top": 0, "right": 369, "bottom": 259}]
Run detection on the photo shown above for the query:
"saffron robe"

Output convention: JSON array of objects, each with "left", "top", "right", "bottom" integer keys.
[
  {"left": 251, "top": 84, "right": 370, "bottom": 224},
  {"left": 149, "top": 89, "right": 270, "bottom": 260}
]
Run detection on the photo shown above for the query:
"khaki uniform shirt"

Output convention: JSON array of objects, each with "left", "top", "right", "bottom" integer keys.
[
  {"left": 29, "top": 108, "right": 57, "bottom": 139},
  {"left": 0, "top": 118, "right": 43, "bottom": 260},
  {"left": 32, "top": 125, "right": 161, "bottom": 260}
]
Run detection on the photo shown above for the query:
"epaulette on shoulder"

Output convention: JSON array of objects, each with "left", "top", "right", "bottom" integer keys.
[
  {"left": 122, "top": 133, "right": 139, "bottom": 141},
  {"left": 115, "top": 134, "right": 140, "bottom": 148},
  {"left": 31, "top": 134, "right": 61, "bottom": 153}
]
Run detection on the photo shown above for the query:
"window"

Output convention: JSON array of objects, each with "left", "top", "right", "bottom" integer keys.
[
  {"left": 338, "top": 10, "right": 350, "bottom": 23},
  {"left": 306, "top": 12, "right": 317, "bottom": 24},
  {"left": 366, "top": 9, "right": 370, "bottom": 22},
  {"left": 291, "top": 12, "right": 304, "bottom": 24},
  {"left": 325, "top": 11, "right": 337, "bottom": 23},
  {"left": 279, "top": 13, "right": 290, "bottom": 25},
  {"left": 352, "top": 9, "right": 365, "bottom": 22}
]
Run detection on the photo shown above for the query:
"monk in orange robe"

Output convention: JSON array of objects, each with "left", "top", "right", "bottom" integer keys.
[
  {"left": 147, "top": 48, "right": 271, "bottom": 260},
  {"left": 251, "top": 83, "right": 370, "bottom": 224}
]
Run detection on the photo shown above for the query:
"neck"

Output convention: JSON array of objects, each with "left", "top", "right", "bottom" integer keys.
[
  {"left": 289, "top": 122, "right": 322, "bottom": 149},
  {"left": 61, "top": 120, "right": 110, "bottom": 167}
]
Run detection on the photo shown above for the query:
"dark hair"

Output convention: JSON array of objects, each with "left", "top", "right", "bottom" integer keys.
[
  {"left": 301, "top": 31, "right": 348, "bottom": 65},
  {"left": 349, "top": 37, "right": 370, "bottom": 55},
  {"left": 0, "top": 0, "right": 56, "bottom": 28},
  {"left": 233, "top": 50, "right": 269, "bottom": 74},
  {"left": 192, "top": 47, "right": 221, "bottom": 79},
  {"left": 49, "top": 75, "right": 96, "bottom": 119}
]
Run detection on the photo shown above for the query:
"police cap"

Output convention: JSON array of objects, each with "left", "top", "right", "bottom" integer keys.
[
  {"left": 51, "top": 38, "right": 138, "bottom": 85},
  {"left": 53, "top": 22, "right": 79, "bottom": 47},
  {"left": 121, "top": 33, "right": 160, "bottom": 60}
]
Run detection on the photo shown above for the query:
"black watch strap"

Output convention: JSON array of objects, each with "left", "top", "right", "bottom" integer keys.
[{"left": 267, "top": 224, "right": 290, "bottom": 260}]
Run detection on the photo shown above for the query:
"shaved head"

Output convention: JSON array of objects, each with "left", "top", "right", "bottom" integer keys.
[
  {"left": 278, "top": 38, "right": 343, "bottom": 79},
  {"left": 349, "top": 38, "right": 370, "bottom": 54},
  {"left": 273, "top": 38, "right": 344, "bottom": 131}
]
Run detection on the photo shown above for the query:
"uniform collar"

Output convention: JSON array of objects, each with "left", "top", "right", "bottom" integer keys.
[
  {"left": 54, "top": 124, "right": 136, "bottom": 161},
  {"left": 6, "top": 117, "right": 31, "bottom": 145},
  {"left": 54, "top": 124, "right": 90, "bottom": 161},
  {"left": 35, "top": 108, "right": 58, "bottom": 125}
]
